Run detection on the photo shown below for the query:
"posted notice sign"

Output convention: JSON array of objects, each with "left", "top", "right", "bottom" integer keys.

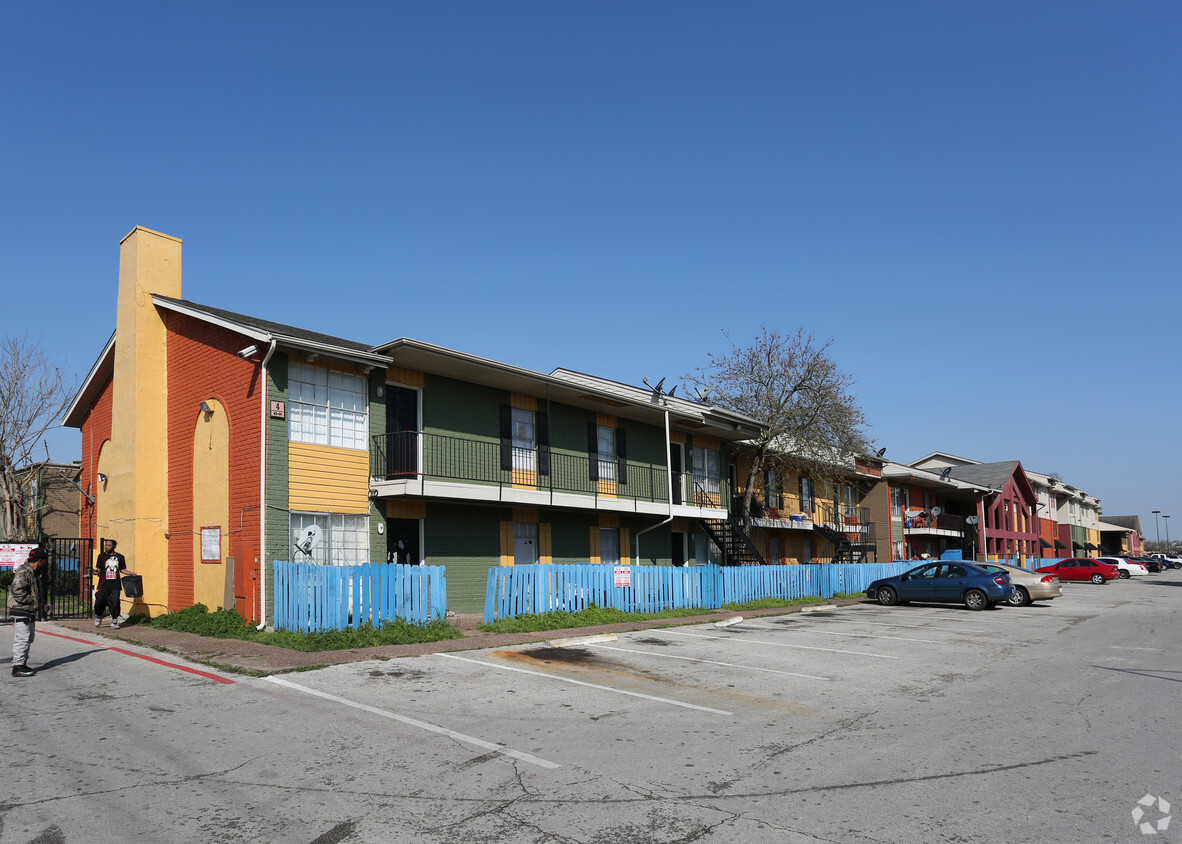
[
  {"left": 0, "top": 544, "right": 39, "bottom": 567},
  {"left": 613, "top": 566, "right": 631, "bottom": 588}
]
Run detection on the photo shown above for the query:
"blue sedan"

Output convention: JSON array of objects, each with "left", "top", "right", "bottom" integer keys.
[{"left": 866, "top": 562, "right": 1013, "bottom": 611}]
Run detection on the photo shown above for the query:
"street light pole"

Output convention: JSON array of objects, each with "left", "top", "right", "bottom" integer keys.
[
  {"left": 1152, "top": 510, "right": 1161, "bottom": 545},
  {"left": 1164, "top": 515, "right": 1171, "bottom": 549}
]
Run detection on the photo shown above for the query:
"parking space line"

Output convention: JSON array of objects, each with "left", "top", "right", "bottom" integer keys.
[
  {"left": 264, "top": 675, "right": 561, "bottom": 769},
  {"left": 740, "top": 623, "right": 941, "bottom": 644},
  {"left": 844, "top": 608, "right": 1015, "bottom": 624},
  {"left": 588, "top": 643, "right": 831, "bottom": 681},
  {"left": 435, "top": 652, "right": 734, "bottom": 715},
  {"left": 794, "top": 618, "right": 990, "bottom": 634},
  {"left": 655, "top": 629, "right": 898, "bottom": 659}
]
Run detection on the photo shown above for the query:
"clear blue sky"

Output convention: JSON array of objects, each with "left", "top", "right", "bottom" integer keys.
[{"left": 3, "top": 2, "right": 1178, "bottom": 533}]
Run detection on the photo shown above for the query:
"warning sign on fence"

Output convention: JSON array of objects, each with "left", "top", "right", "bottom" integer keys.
[
  {"left": 0, "top": 544, "right": 39, "bottom": 567},
  {"left": 613, "top": 566, "right": 631, "bottom": 588}
]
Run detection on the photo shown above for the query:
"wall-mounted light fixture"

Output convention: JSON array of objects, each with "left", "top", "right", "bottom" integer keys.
[
  {"left": 97, "top": 473, "right": 108, "bottom": 484},
  {"left": 200, "top": 401, "right": 213, "bottom": 414}
]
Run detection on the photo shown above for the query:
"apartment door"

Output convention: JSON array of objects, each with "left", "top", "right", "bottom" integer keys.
[
  {"left": 385, "top": 386, "right": 420, "bottom": 478},
  {"left": 386, "top": 518, "right": 421, "bottom": 565}
]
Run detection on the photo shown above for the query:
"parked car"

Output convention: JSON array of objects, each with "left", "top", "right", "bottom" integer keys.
[
  {"left": 1036, "top": 558, "right": 1120, "bottom": 584},
  {"left": 977, "top": 563, "right": 1062, "bottom": 606},
  {"left": 866, "top": 562, "right": 1013, "bottom": 611},
  {"left": 1130, "top": 556, "right": 1164, "bottom": 573},
  {"left": 1097, "top": 556, "right": 1149, "bottom": 578}
]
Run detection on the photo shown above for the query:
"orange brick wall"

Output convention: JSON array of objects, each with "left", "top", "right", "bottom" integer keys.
[
  {"left": 79, "top": 377, "right": 114, "bottom": 540},
  {"left": 166, "top": 313, "right": 263, "bottom": 610}
]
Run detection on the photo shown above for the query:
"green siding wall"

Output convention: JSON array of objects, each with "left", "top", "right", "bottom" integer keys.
[
  {"left": 263, "top": 355, "right": 291, "bottom": 627},
  {"left": 425, "top": 503, "right": 502, "bottom": 613}
]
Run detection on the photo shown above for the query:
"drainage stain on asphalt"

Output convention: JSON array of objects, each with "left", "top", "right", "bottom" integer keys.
[{"left": 495, "top": 646, "right": 667, "bottom": 683}]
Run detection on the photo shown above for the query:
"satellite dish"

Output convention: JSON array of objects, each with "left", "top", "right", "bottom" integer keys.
[
  {"left": 930, "top": 506, "right": 942, "bottom": 517},
  {"left": 295, "top": 525, "right": 322, "bottom": 557}
]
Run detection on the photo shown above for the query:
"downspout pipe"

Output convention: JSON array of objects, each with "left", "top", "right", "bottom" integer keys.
[
  {"left": 635, "top": 408, "right": 675, "bottom": 563},
  {"left": 257, "top": 339, "right": 277, "bottom": 630}
]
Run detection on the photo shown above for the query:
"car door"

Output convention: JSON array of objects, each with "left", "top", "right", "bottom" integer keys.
[
  {"left": 896, "top": 564, "right": 939, "bottom": 601},
  {"left": 932, "top": 563, "right": 970, "bottom": 602},
  {"left": 1057, "top": 561, "right": 1081, "bottom": 581}
]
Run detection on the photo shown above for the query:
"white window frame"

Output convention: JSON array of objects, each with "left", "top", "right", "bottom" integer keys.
[
  {"left": 692, "top": 446, "right": 721, "bottom": 500},
  {"left": 288, "top": 361, "right": 369, "bottom": 451},
  {"left": 290, "top": 512, "right": 369, "bottom": 566}
]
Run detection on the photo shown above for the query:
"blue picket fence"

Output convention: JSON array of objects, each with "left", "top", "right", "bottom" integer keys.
[
  {"left": 482, "top": 561, "right": 916, "bottom": 623},
  {"left": 273, "top": 561, "right": 447, "bottom": 632}
]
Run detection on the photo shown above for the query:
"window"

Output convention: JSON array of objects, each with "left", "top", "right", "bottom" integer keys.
[
  {"left": 892, "top": 540, "right": 905, "bottom": 560},
  {"left": 841, "top": 484, "right": 857, "bottom": 516},
  {"left": 799, "top": 476, "right": 813, "bottom": 513},
  {"left": 692, "top": 446, "right": 721, "bottom": 501},
  {"left": 599, "top": 527, "right": 620, "bottom": 565},
  {"left": 288, "top": 361, "right": 368, "bottom": 450},
  {"left": 290, "top": 512, "right": 369, "bottom": 566},
  {"left": 890, "top": 486, "right": 903, "bottom": 517},
  {"left": 766, "top": 471, "right": 781, "bottom": 509},
  {"left": 597, "top": 425, "right": 617, "bottom": 482},
  {"left": 694, "top": 530, "right": 723, "bottom": 566}
]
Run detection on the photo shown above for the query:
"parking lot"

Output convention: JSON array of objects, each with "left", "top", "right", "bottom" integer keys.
[{"left": 8, "top": 570, "right": 1182, "bottom": 843}]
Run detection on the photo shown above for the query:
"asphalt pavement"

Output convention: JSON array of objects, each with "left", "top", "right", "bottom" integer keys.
[{"left": 47, "top": 600, "right": 861, "bottom": 674}]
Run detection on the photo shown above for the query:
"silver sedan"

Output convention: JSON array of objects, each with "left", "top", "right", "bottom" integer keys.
[{"left": 978, "top": 562, "right": 1062, "bottom": 606}]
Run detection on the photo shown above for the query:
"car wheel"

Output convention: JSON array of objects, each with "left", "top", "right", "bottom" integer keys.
[
  {"left": 877, "top": 585, "right": 899, "bottom": 606},
  {"left": 1007, "top": 587, "right": 1031, "bottom": 607},
  {"left": 963, "top": 589, "right": 988, "bottom": 611},
  {"left": 1119, "top": 570, "right": 1130, "bottom": 579},
  {"left": 1091, "top": 573, "right": 1105, "bottom": 584}
]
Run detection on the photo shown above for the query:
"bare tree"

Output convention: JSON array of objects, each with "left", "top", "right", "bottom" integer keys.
[
  {"left": 685, "top": 327, "right": 872, "bottom": 520},
  {"left": 0, "top": 336, "right": 77, "bottom": 541}
]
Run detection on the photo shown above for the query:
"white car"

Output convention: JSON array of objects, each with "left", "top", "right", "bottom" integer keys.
[{"left": 1097, "top": 556, "right": 1148, "bottom": 578}]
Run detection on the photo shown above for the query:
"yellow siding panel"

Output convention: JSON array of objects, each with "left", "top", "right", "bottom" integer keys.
[
  {"left": 500, "top": 521, "right": 514, "bottom": 566},
  {"left": 511, "top": 394, "right": 537, "bottom": 411},
  {"left": 288, "top": 442, "right": 370, "bottom": 512}
]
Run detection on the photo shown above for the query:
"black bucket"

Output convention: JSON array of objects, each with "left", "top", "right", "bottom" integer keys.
[{"left": 122, "top": 574, "right": 143, "bottom": 599}]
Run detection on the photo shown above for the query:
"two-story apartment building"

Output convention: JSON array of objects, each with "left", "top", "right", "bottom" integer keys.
[
  {"left": 729, "top": 445, "right": 884, "bottom": 565},
  {"left": 880, "top": 461, "right": 989, "bottom": 560},
  {"left": 908, "top": 453, "right": 1040, "bottom": 561},
  {"left": 63, "top": 227, "right": 764, "bottom": 621}
]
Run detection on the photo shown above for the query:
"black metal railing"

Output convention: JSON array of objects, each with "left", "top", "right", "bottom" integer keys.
[
  {"left": 903, "top": 512, "right": 965, "bottom": 533},
  {"left": 371, "top": 431, "right": 729, "bottom": 508}
]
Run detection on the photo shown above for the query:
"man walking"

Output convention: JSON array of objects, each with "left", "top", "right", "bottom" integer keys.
[
  {"left": 9, "top": 547, "right": 48, "bottom": 677},
  {"left": 93, "top": 538, "right": 130, "bottom": 629}
]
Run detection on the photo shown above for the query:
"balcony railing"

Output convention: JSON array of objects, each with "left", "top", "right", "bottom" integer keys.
[
  {"left": 903, "top": 512, "right": 965, "bottom": 533},
  {"left": 751, "top": 495, "right": 869, "bottom": 529},
  {"left": 371, "top": 431, "right": 728, "bottom": 509}
]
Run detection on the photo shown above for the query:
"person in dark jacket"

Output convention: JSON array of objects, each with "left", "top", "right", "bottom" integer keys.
[
  {"left": 9, "top": 547, "right": 48, "bottom": 677},
  {"left": 93, "top": 538, "right": 131, "bottom": 629}
]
